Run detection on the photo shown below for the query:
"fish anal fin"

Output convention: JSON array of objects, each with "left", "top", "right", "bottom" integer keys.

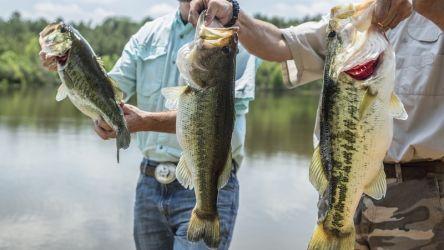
[
  {"left": 217, "top": 150, "right": 233, "bottom": 190},
  {"left": 390, "top": 93, "right": 408, "bottom": 120},
  {"left": 176, "top": 155, "right": 194, "bottom": 190},
  {"left": 161, "top": 86, "right": 188, "bottom": 110},
  {"left": 309, "top": 146, "right": 328, "bottom": 194},
  {"left": 359, "top": 87, "right": 378, "bottom": 120},
  {"left": 364, "top": 165, "right": 387, "bottom": 200},
  {"left": 56, "top": 83, "right": 68, "bottom": 101}
]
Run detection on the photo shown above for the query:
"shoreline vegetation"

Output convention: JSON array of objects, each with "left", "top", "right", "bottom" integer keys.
[{"left": 0, "top": 12, "right": 321, "bottom": 92}]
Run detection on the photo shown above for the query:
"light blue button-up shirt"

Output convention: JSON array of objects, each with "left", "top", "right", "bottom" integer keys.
[{"left": 109, "top": 10, "right": 259, "bottom": 166}]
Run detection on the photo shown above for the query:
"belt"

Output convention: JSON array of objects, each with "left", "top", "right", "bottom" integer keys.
[
  {"left": 139, "top": 159, "right": 160, "bottom": 177},
  {"left": 384, "top": 160, "right": 444, "bottom": 181},
  {"left": 140, "top": 158, "right": 178, "bottom": 184}
]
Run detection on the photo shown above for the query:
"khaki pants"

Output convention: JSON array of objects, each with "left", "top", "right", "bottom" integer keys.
[{"left": 354, "top": 168, "right": 444, "bottom": 249}]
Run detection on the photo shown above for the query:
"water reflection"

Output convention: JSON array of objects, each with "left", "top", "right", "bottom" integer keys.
[{"left": 0, "top": 88, "right": 320, "bottom": 250}]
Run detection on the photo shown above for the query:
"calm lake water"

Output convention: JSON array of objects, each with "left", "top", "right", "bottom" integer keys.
[{"left": 0, "top": 88, "right": 321, "bottom": 250}]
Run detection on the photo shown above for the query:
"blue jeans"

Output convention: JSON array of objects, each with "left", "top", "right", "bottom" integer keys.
[{"left": 133, "top": 165, "right": 239, "bottom": 250}]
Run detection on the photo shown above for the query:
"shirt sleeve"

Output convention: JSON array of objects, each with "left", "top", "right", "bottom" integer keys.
[
  {"left": 108, "top": 35, "right": 139, "bottom": 101},
  {"left": 281, "top": 20, "right": 328, "bottom": 88},
  {"left": 234, "top": 45, "right": 261, "bottom": 115}
]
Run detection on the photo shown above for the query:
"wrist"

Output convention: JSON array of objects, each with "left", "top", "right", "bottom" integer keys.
[{"left": 225, "top": 0, "right": 239, "bottom": 27}]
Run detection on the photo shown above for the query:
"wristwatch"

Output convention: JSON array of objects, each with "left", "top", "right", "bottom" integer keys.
[{"left": 225, "top": 0, "right": 240, "bottom": 27}]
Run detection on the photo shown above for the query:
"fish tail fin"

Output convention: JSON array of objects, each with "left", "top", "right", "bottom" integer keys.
[
  {"left": 187, "top": 208, "right": 220, "bottom": 248},
  {"left": 116, "top": 126, "right": 131, "bottom": 163},
  {"left": 308, "top": 224, "right": 355, "bottom": 250}
]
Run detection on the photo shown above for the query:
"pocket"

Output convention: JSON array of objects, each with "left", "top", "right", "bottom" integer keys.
[
  {"left": 395, "top": 54, "right": 444, "bottom": 95},
  {"left": 136, "top": 46, "right": 167, "bottom": 97}
]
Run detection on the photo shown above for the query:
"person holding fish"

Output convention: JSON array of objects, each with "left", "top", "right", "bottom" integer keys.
[
  {"left": 189, "top": 0, "right": 443, "bottom": 249},
  {"left": 39, "top": 0, "right": 259, "bottom": 249}
]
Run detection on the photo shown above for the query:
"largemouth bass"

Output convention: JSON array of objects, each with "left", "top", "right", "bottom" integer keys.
[
  {"left": 162, "top": 12, "right": 238, "bottom": 248},
  {"left": 308, "top": 2, "right": 407, "bottom": 249},
  {"left": 39, "top": 23, "right": 130, "bottom": 162}
]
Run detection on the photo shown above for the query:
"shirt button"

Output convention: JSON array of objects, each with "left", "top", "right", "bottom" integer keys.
[
  {"left": 179, "top": 34, "right": 184, "bottom": 39},
  {"left": 172, "top": 60, "right": 176, "bottom": 64},
  {"left": 159, "top": 145, "right": 163, "bottom": 150}
]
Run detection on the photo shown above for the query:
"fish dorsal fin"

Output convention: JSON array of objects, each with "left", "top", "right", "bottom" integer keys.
[
  {"left": 176, "top": 155, "right": 194, "bottom": 190},
  {"left": 390, "top": 93, "right": 408, "bottom": 120},
  {"left": 217, "top": 150, "right": 233, "bottom": 190},
  {"left": 97, "top": 56, "right": 106, "bottom": 72},
  {"left": 309, "top": 146, "right": 328, "bottom": 194},
  {"left": 56, "top": 83, "right": 68, "bottom": 101},
  {"left": 364, "top": 165, "right": 386, "bottom": 200},
  {"left": 161, "top": 86, "right": 188, "bottom": 110},
  {"left": 358, "top": 87, "right": 378, "bottom": 120}
]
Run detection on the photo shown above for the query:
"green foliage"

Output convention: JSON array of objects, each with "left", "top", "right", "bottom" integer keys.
[{"left": 0, "top": 12, "right": 321, "bottom": 91}]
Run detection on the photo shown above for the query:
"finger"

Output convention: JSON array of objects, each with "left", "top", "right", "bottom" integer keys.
[
  {"left": 48, "top": 62, "right": 58, "bottom": 71},
  {"left": 97, "top": 119, "right": 113, "bottom": 131},
  {"left": 386, "top": 6, "right": 412, "bottom": 30},
  {"left": 121, "top": 104, "right": 135, "bottom": 115},
  {"left": 373, "top": 0, "right": 390, "bottom": 25},
  {"left": 205, "top": 1, "right": 217, "bottom": 26},
  {"left": 39, "top": 51, "right": 46, "bottom": 61},
  {"left": 189, "top": 0, "right": 204, "bottom": 26},
  {"left": 94, "top": 122, "right": 110, "bottom": 140}
]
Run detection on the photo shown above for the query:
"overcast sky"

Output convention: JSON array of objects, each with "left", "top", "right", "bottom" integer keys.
[{"left": 0, "top": 0, "right": 356, "bottom": 23}]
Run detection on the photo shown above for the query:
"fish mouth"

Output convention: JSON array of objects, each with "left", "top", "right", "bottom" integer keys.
[
  {"left": 56, "top": 50, "right": 70, "bottom": 67},
  {"left": 40, "top": 22, "right": 72, "bottom": 66},
  {"left": 199, "top": 26, "right": 238, "bottom": 48},
  {"left": 344, "top": 54, "right": 382, "bottom": 81},
  {"left": 196, "top": 11, "right": 238, "bottom": 48}
]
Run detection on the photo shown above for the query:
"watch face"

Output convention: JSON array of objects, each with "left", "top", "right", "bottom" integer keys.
[{"left": 154, "top": 163, "right": 176, "bottom": 184}]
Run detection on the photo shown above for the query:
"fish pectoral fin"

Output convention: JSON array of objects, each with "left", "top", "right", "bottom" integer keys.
[
  {"left": 364, "top": 165, "right": 387, "bottom": 200},
  {"left": 309, "top": 146, "right": 328, "bottom": 194},
  {"left": 390, "top": 93, "right": 408, "bottom": 120},
  {"left": 176, "top": 155, "right": 194, "bottom": 190},
  {"left": 56, "top": 83, "right": 68, "bottom": 101},
  {"left": 217, "top": 150, "right": 233, "bottom": 190},
  {"left": 161, "top": 86, "right": 188, "bottom": 110},
  {"left": 358, "top": 87, "right": 378, "bottom": 120}
]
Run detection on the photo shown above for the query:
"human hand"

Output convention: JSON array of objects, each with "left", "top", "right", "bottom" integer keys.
[
  {"left": 373, "top": 0, "right": 413, "bottom": 31},
  {"left": 92, "top": 103, "right": 147, "bottom": 140},
  {"left": 93, "top": 118, "right": 116, "bottom": 140},
  {"left": 38, "top": 35, "right": 58, "bottom": 71},
  {"left": 413, "top": 0, "right": 444, "bottom": 30},
  {"left": 188, "top": 0, "right": 234, "bottom": 26},
  {"left": 121, "top": 103, "right": 147, "bottom": 133}
]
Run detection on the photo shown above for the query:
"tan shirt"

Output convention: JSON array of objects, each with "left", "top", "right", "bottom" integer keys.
[{"left": 282, "top": 12, "right": 444, "bottom": 163}]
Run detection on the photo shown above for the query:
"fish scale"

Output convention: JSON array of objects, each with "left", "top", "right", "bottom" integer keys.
[
  {"left": 308, "top": 2, "right": 408, "bottom": 249},
  {"left": 40, "top": 22, "right": 130, "bottom": 162}
]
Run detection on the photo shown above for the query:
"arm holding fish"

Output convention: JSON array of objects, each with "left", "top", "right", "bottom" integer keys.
[
  {"left": 93, "top": 35, "right": 177, "bottom": 139},
  {"left": 412, "top": 0, "right": 444, "bottom": 30},
  {"left": 94, "top": 105, "right": 176, "bottom": 139},
  {"left": 188, "top": 0, "right": 412, "bottom": 61}
]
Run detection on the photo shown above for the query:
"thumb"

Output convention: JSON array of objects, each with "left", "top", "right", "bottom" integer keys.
[
  {"left": 121, "top": 104, "right": 133, "bottom": 115},
  {"left": 189, "top": 0, "right": 205, "bottom": 26},
  {"left": 204, "top": 6, "right": 216, "bottom": 26}
]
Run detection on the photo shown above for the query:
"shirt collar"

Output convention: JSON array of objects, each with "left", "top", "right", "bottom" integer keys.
[{"left": 174, "top": 8, "right": 194, "bottom": 35}]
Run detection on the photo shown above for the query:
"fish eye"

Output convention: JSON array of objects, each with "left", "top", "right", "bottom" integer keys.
[
  {"left": 328, "top": 31, "right": 337, "bottom": 38},
  {"left": 60, "top": 26, "right": 67, "bottom": 33},
  {"left": 222, "top": 46, "right": 230, "bottom": 55}
]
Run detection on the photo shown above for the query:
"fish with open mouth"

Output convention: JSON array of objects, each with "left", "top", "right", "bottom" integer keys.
[
  {"left": 307, "top": 2, "right": 408, "bottom": 249},
  {"left": 162, "top": 12, "right": 238, "bottom": 248},
  {"left": 39, "top": 22, "right": 130, "bottom": 162}
]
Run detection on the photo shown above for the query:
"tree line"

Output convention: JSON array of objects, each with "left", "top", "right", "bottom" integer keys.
[{"left": 0, "top": 12, "right": 321, "bottom": 92}]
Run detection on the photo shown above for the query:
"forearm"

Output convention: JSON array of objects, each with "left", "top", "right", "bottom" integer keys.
[
  {"left": 237, "top": 11, "right": 292, "bottom": 62},
  {"left": 134, "top": 111, "right": 177, "bottom": 134}
]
